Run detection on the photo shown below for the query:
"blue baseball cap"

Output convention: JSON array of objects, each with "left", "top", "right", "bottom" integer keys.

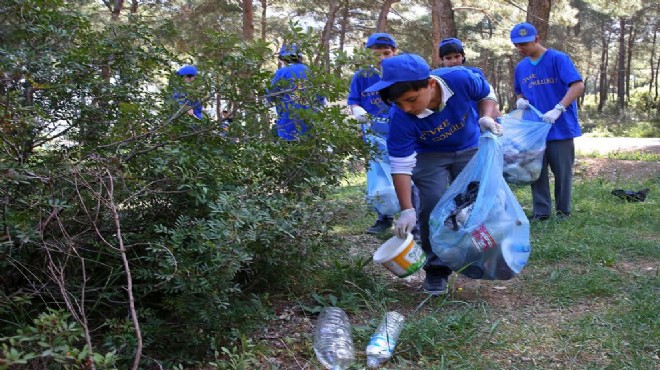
[
  {"left": 177, "top": 65, "right": 198, "bottom": 76},
  {"left": 279, "top": 43, "right": 300, "bottom": 57},
  {"left": 510, "top": 22, "right": 538, "bottom": 43},
  {"left": 439, "top": 37, "right": 464, "bottom": 57},
  {"left": 364, "top": 54, "right": 430, "bottom": 93},
  {"left": 365, "top": 33, "right": 397, "bottom": 48}
]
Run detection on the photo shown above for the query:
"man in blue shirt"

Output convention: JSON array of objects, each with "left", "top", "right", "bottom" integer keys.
[
  {"left": 173, "top": 65, "right": 203, "bottom": 119},
  {"left": 511, "top": 22, "right": 585, "bottom": 220},
  {"left": 365, "top": 54, "right": 502, "bottom": 295},
  {"left": 268, "top": 44, "right": 323, "bottom": 141},
  {"left": 348, "top": 33, "right": 420, "bottom": 236}
]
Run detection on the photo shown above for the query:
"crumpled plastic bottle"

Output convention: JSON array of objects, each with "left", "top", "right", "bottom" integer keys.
[
  {"left": 366, "top": 311, "right": 405, "bottom": 368},
  {"left": 313, "top": 307, "right": 355, "bottom": 370}
]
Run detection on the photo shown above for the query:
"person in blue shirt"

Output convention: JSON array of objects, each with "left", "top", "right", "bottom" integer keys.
[
  {"left": 173, "top": 65, "right": 203, "bottom": 119},
  {"left": 348, "top": 33, "right": 420, "bottom": 236},
  {"left": 365, "top": 53, "right": 502, "bottom": 295},
  {"left": 510, "top": 22, "right": 585, "bottom": 221},
  {"left": 268, "top": 44, "right": 322, "bottom": 141}
]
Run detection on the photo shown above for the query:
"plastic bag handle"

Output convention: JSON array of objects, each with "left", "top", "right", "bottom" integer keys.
[{"left": 527, "top": 104, "right": 544, "bottom": 118}]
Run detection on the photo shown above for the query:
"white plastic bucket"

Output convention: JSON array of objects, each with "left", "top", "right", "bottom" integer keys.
[{"left": 373, "top": 234, "right": 426, "bottom": 278}]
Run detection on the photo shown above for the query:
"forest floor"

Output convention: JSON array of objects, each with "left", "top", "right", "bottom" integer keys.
[{"left": 252, "top": 140, "right": 659, "bottom": 370}]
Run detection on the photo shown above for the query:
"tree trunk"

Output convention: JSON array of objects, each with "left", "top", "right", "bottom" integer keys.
[
  {"left": 376, "top": 0, "right": 400, "bottom": 32},
  {"left": 130, "top": 0, "right": 137, "bottom": 13},
  {"left": 260, "top": 0, "right": 267, "bottom": 41},
  {"left": 653, "top": 57, "right": 660, "bottom": 100},
  {"left": 430, "top": 0, "right": 456, "bottom": 68},
  {"left": 625, "top": 22, "right": 635, "bottom": 101},
  {"left": 526, "top": 0, "right": 551, "bottom": 43},
  {"left": 650, "top": 27, "right": 657, "bottom": 95},
  {"left": 616, "top": 17, "right": 625, "bottom": 111},
  {"left": 597, "top": 21, "right": 609, "bottom": 112},
  {"left": 338, "top": 0, "right": 349, "bottom": 52},
  {"left": 242, "top": 0, "right": 254, "bottom": 42},
  {"left": 318, "top": 0, "right": 340, "bottom": 71}
]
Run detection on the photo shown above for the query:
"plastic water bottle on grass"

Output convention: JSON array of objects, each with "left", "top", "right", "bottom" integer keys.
[
  {"left": 313, "top": 307, "right": 355, "bottom": 370},
  {"left": 366, "top": 311, "right": 406, "bottom": 368}
]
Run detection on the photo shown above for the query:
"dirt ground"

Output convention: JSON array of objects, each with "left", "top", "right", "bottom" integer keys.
[{"left": 573, "top": 136, "right": 660, "bottom": 181}]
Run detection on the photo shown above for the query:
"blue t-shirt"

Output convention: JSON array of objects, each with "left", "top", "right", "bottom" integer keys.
[
  {"left": 347, "top": 67, "right": 391, "bottom": 137},
  {"left": 268, "top": 63, "right": 318, "bottom": 140},
  {"left": 173, "top": 90, "right": 203, "bottom": 119},
  {"left": 387, "top": 67, "right": 491, "bottom": 158},
  {"left": 514, "top": 49, "right": 583, "bottom": 141}
]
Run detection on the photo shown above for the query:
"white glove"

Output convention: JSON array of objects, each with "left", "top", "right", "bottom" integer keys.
[
  {"left": 395, "top": 208, "right": 417, "bottom": 239},
  {"left": 478, "top": 116, "right": 503, "bottom": 136},
  {"left": 516, "top": 98, "right": 530, "bottom": 110},
  {"left": 542, "top": 104, "right": 565, "bottom": 124},
  {"left": 351, "top": 106, "right": 368, "bottom": 123}
]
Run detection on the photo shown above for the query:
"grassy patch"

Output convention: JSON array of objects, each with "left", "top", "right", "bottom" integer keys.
[{"left": 577, "top": 150, "right": 660, "bottom": 161}]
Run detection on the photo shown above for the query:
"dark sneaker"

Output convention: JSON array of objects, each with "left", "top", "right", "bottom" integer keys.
[
  {"left": 422, "top": 273, "right": 448, "bottom": 295},
  {"left": 366, "top": 219, "right": 393, "bottom": 234},
  {"left": 556, "top": 211, "right": 571, "bottom": 220},
  {"left": 530, "top": 214, "right": 550, "bottom": 222}
]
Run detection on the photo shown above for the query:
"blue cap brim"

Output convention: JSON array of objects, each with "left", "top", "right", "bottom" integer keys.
[
  {"left": 511, "top": 35, "right": 536, "bottom": 44},
  {"left": 364, "top": 80, "right": 395, "bottom": 93}
]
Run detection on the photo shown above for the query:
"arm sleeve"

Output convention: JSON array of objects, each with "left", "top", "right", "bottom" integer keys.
[
  {"left": 390, "top": 153, "right": 417, "bottom": 175},
  {"left": 465, "top": 69, "right": 492, "bottom": 102},
  {"left": 347, "top": 72, "right": 362, "bottom": 106},
  {"left": 556, "top": 52, "right": 583, "bottom": 86}
]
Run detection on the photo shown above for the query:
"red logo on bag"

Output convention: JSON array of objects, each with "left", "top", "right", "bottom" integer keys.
[{"left": 471, "top": 224, "right": 496, "bottom": 252}]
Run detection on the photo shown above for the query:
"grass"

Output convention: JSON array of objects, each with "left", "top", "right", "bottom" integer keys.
[
  {"left": 576, "top": 150, "right": 660, "bottom": 162},
  {"left": 251, "top": 160, "right": 659, "bottom": 370}
]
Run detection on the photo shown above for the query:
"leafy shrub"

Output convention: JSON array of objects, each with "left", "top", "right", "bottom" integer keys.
[{"left": 0, "top": 1, "right": 370, "bottom": 367}]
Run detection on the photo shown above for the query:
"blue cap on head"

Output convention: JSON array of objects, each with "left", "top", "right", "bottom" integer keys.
[
  {"left": 510, "top": 22, "right": 538, "bottom": 44},
  {"left": 177, "top": 65, "right": 198, "bottom": 76},
  {"left": 279, "top": 43, "right": 300, "bottom": 57},
  {"left": 439, "top": 37, "right": 464, "bottom": 57},
  {"left": 439, "top": 37, "right": 463, "bottom": 49},
  {"left": 364, "top": 54, "right": 430, "bottom": 93},
  {"left": 365, "top": 33, "right": 397, "bottom": 48}
]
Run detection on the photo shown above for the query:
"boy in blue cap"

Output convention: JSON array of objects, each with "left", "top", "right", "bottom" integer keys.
[
  {"left": 348, "top": 33, "right": 419, "bottom": 235},
  {"left": 174, "top": 65, "right": 203, "bottom": 119},
  {"left": 365, "top": 53, "right": 502, "bottom": 295},
  {"left": 268, "top": 44, "right": 323, "bottom": 141},
  {"left": 510, "top": 22, "right": 585, "bottom": 221},
  {"left": 439, "top": 37, "right": 502, "bottom": 116}
]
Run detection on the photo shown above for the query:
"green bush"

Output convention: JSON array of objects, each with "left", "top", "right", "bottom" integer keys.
[{"left": 0, "top": 1, "right": 370, "bottom": 367}]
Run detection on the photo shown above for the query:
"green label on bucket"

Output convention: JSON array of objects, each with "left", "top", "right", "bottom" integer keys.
[{"left": 400, "top": 247, "right": 426, "bottom": 277}]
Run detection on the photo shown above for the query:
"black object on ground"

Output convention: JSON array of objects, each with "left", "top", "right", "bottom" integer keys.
[{"left": 611, "top": 188, "right": 650, "bottom": 202}]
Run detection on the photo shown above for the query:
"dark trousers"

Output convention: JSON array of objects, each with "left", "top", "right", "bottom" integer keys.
[
  {"left": 531, "top": 138, "right": 575, "bottom": 217},
  {"left": 412, "top": 147, "right": 478, "bottom": 276}
]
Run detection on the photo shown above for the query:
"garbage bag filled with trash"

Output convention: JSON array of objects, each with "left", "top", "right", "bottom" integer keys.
[
  {"left": 429, "top": 133, "right": 531, "bottom": 280},
  {"left": 500, "top": 105, "right": 551, "bottom": 185},
  {"left": 365, "top": 135, "right": 400, "bottom": 216}
]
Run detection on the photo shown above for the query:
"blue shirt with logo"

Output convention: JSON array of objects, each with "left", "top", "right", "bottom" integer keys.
[
  {"left": 268, "top": 63, "right": 320, "bottom": 140},
  {"left": 387, "top": 67, "right": 491, "bottom": 158},
  {"left": 348, "top": 67, "right": 391, "bottom": 137},
  {"left": 514, "top": 49, "right": 582, "bottom": 141},
  {"left": 173, "top": 90, "right": 203, "bottom": 119}
]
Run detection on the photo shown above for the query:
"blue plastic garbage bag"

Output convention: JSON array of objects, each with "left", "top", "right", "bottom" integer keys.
[
  {"left": 428, "top": 133, "right": 531, "bottom": 280},
  {"left": 365, "top": 135, "right": 400, "bottom": 216},
  {"left": 500, "top": 105, "right": 551, "bottom": 185}
]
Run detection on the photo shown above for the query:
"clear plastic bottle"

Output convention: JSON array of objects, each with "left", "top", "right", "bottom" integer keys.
[
  {"left": 366, "top": 311, "right": 406, "bottom": 368},
  {"left": 313, "top": 307, "right": 355, "bottom": 370}
]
